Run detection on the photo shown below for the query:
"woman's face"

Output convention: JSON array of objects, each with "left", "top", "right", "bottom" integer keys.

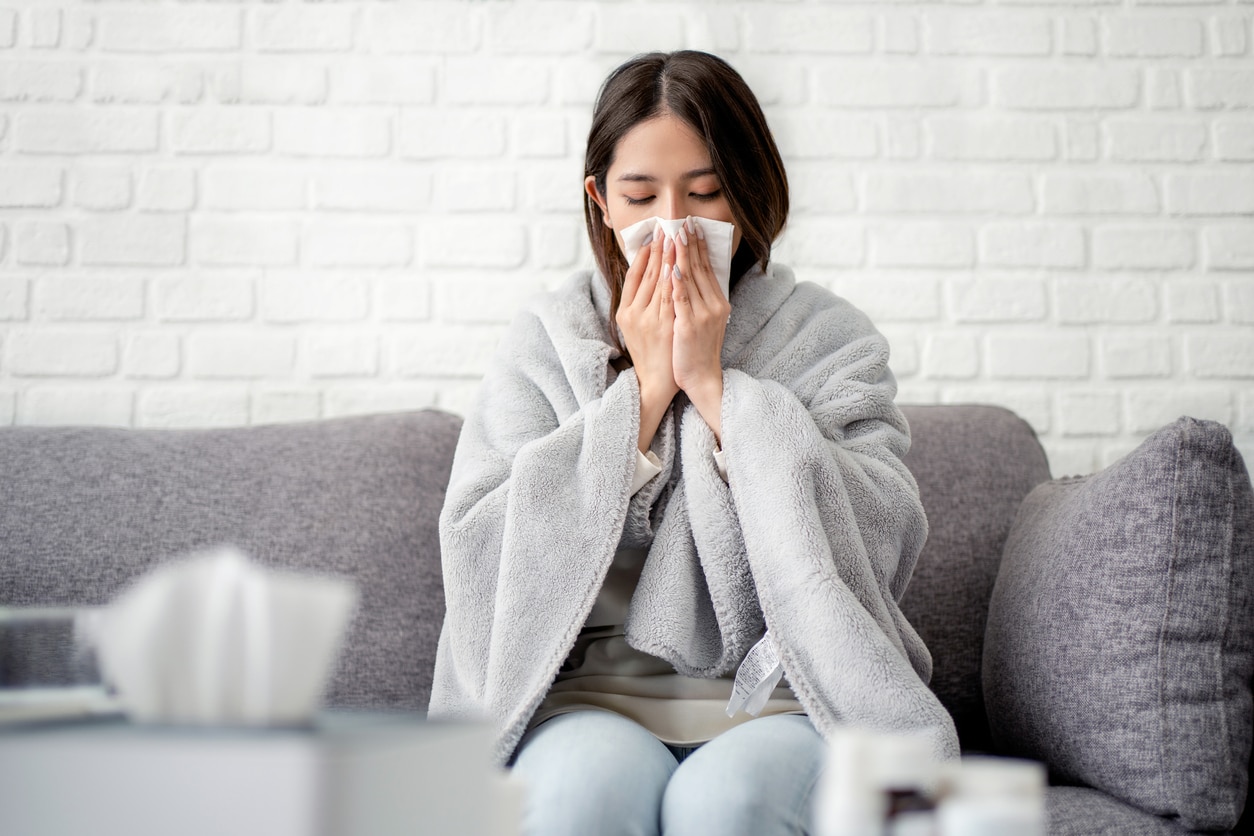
[{"left": 586, "top": 112, "right": 743, "bottom": 255}]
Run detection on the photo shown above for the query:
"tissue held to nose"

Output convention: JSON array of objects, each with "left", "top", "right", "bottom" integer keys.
[
  {"left": 95, "top": 546, "right": 357, "bottom": 727},
  {"left": 619, "top": 215, "right": 736, "bottom": 302}
]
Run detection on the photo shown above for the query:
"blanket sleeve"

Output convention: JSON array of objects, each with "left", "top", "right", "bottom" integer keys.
[
  {"left": 427, "top": 305, "right": 643, "bottom": 764},
  {"left": 689, "top": 289, "right": 958, "bottom": 759}
]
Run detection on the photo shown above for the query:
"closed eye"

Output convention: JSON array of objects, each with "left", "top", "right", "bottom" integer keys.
[{"left": 622, "top": 188, "right": 720, "bottom": 206}]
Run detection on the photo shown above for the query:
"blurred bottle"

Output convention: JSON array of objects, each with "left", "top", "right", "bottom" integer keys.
[
  {"left": 814, "top": 727, "right": 884, "bottom": 836},
  {"left": 814, "top": 729, "right": 939, "bottom": 836},
  {"left": 877, "top": 733, "right": 939, "bottom": 836},
  {"left": 936, "top": 757, "right": 1046, "bottom": 836},
  {"left": 814, "top": 730, "right": 1045, "bottom": 836}
]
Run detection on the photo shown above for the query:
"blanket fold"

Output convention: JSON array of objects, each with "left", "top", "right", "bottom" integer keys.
[{"left": 429, "top": 264, "right": 960, "bottom": 764}]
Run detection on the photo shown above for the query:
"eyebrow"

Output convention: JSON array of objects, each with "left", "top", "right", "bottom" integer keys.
[{"left": 617, "top": 168, "right": 717, "bottom": 183}]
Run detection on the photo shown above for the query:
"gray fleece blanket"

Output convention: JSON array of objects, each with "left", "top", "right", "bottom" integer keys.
[{"left": 428, "top": 264, "right": 960, "bottom": 765}]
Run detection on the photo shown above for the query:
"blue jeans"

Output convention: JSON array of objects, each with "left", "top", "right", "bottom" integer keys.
[{"left": 509, "top": 711, "right": 825, "bottom": 836}]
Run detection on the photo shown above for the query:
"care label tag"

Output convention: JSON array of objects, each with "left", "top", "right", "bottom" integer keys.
[{"left": 725, "top": 630, "right": 785, "bottom": 718}]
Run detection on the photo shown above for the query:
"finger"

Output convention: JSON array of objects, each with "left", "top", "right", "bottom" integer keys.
[
  {"left": 657, "top": 258, "right": 677, "bottom": 317},
  {"left": 670, "top": 263, "right": 691, "bottom": 312},
  {"left": 620, "top": 233, "right": 651, "bottom": 308},
  {"left": 674, "top": 218, "right": 698, "bottom": 304},
  {"left": 635, "top": 224, "right": 666, "bottom": 309},
  {"left": 680, "top": 216, "right": 720, "bottom": 306},
  {"left": 650, "top": 230, "right": 675, "bottom": 302},
  {"left": 672, "top": 270, "right": 692, "bottom": 336},
  {"left": 689, "top": 217, "right": 718, "bottom": 299}
]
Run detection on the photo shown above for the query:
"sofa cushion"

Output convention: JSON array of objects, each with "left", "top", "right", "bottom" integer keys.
[
  {"left": 898, "top": 404, "right": 1051, "bottom": 750},
  {"left": 983, "top": 417, "right": 1254, "bottom": 831},
  {"left": 0, "top": 410, "right": 464, "bottom": 712}
]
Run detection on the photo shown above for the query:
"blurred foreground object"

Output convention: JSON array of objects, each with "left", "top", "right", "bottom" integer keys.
[
  {"left": 0, "top": 606, "right": 117, "bottom": 723},
  {"left": 97, "top": 546, "right": 357, "bottom": 727},
  {"left": 0, "top": 713, "right": 519, "bottom": 836},
  {"left": 814, "top": 726, "right": 1045, "bottom": 836}
]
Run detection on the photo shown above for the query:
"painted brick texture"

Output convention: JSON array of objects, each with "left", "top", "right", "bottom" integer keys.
[{"left": 0, "top": 0, "right": 1251, "bottom": 474}]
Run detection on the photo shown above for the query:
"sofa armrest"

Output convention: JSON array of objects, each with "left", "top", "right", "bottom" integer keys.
[{"left": 898, "top": 404, "right": 1051, "bottom": 750}]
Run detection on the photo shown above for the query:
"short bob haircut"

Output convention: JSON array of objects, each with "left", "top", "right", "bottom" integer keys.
[{"left": 583, "top": 51, "right": 789, "bottom": 332}]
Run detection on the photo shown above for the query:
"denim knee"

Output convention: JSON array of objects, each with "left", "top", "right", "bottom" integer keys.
[
  {"left": 661, "top": 715, "right": 825, "bottom": 836},
  {"left": 511, "top": 711, "right": 679, "bottom": 836}
]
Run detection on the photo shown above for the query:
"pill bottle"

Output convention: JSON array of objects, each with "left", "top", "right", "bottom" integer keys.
[
  {"left": 936, "top": 756, "right": 1046, "bottom": 836},
  {"left": 874, "top": 733, "right": 939, "bottom": 836},
  {"left": 813, "top": 728, "right": 884, "bottom": 836}
]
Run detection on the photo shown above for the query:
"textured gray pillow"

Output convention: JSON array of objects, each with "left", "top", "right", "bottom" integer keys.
[{"left": 983, "top": 417, "right": 1254, "bottom": 831}]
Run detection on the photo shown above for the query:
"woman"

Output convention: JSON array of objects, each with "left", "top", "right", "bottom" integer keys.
[{"left": 428, "top": 51, "right": 958, "bottom": 835}]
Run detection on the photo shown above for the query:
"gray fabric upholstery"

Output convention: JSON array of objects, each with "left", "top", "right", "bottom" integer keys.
[
  {"left": 1047, "top": 787, "right": 1195, "bottom": 836},
  {"left": 0, "top": 410, "right": 463, "bottom": 711},
  {"left": 984, "top": 417, "right": 1254, "bottom": 832},
  {"left": 3, "top": 405, "right": 1246, "bottom": 831},
  {"left": 898, "top": 404, "right": 1052, "bottom": 750}
]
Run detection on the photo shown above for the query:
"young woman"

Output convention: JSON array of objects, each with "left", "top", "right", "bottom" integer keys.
[{"left": 428, "top": 51, "right": 958, "bottom": 835}]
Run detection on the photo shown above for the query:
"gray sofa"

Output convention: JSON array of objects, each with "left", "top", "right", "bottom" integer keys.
[{"left": 2, "top": 405, "right": 1249, "bottom": 834}]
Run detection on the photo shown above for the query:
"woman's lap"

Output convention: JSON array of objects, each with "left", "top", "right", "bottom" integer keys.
[
  {"left": 510, "top": 711, "right": 825, "bottom": 836},
  {"left": 661, "top": 713, "right": 826, "bottom": 835},
  {"left": 511, "top": 711, "right": 678, "bottom": 836}
]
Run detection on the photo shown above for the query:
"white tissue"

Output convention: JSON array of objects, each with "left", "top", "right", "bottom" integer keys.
[
  {"left": 619, "top": 216, "right": 736, "bottom": 302},
  {"left": 96, "top": 546, "right": 357, "bottom": 727}
]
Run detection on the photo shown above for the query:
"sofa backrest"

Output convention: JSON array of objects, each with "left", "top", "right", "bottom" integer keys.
[
  {"left": 899, "top": 404, "right": 1052, "bottom": 750},
  {"left": 0, "top": 410, "right": 462, "bottom": 711},
  {"left": 2, "top": 404, "right": 1050, "bottom": 742}
]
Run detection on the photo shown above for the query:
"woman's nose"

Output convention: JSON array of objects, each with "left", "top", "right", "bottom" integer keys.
[{"left": 659, "top": 192, "right": 686, "bottom": 221}]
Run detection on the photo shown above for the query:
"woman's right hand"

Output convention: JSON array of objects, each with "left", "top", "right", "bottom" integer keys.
[{"left": 616, "top": 222, "right": 680, "bottom": 453}]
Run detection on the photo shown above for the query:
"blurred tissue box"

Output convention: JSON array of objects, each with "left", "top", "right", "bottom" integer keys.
[{"left": 95, "top": 546, "right": 357, "bottom": 727}]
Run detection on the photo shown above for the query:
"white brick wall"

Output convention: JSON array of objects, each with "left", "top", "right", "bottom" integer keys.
[{"left": 0, "top": 0, "right": 1251, "bottom": 477}]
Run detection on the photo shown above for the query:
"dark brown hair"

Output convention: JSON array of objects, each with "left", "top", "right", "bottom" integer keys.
[{"left": 583, "top": 51, "right": 789, "bottom": 340}]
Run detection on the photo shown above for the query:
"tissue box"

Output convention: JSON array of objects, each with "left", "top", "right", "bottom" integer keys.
[{"left": 0, "top": 713, "right": 519, "bottom": 836}]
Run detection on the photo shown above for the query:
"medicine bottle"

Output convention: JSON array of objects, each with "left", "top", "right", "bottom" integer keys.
[
  {"left": 874, "top": 733, "right": 939, "bottom": 836},
  {"left": 815, "top": 729, "right": 943, "bottom": 836},
  {"left": 936, "top": 756, "right": 1046, "bottom": 836},
  {"left": 813, "top": 728, "right": 883, "bottom": 836}
]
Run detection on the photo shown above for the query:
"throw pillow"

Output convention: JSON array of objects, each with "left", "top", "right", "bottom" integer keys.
[{"left": 983, "top": 416, "right": 1254, "bottom": 832}]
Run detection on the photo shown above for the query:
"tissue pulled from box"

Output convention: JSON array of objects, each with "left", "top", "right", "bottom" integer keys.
[
  {"left": 619, "top": 215, "right": 736, "bottom": 302},
  {"left": 96, "top": 546, "right": 357, "bottom": 726}
]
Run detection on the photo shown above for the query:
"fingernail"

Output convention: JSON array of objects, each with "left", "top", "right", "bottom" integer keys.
[
  {"left": 672, "top": 264, "right": 681, "bottom": 281},
  {"left": 677, "top": 227, "right": 688, "bottom": 246},
  {"left": 664, "top": 235, "right": 673, "bottom": 254},
  {"left": 641, "top": 232, "right": 654, "bottom": 247},
  {"left": 686, "top": 216, "right": 695, "bottom": 234},
  {"left": 695, "top": 222, "right": 705, "bottom": 241}
]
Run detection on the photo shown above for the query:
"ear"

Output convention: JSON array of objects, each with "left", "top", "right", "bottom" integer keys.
[{"left": 585, "top": 176, "right": 612, "bottom": 228}]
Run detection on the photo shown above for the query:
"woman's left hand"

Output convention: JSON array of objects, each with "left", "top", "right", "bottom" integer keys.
[{"left": 671, "top": 216, "right": 730, "bottom": 443}]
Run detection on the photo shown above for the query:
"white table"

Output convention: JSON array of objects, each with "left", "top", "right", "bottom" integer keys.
[{"left": 0, "top": 712, "right": 521, "bottom": 836}]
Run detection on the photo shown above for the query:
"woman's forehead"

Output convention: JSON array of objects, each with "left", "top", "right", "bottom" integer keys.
[{"left": 609, "top": 114, "right": 712, "bottom": 177}]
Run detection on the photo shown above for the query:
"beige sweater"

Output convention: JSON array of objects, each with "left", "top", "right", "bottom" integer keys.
[{"left": 528, "top": 450, "right": 805, "bottom": 746}]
